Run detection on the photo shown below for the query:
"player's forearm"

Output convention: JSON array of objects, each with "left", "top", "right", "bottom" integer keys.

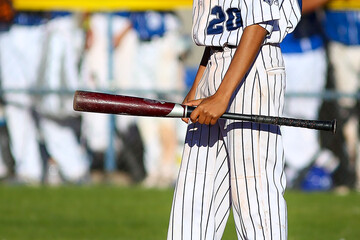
[{"left": 215, "top": 24, "right": 268, "bottom": 102}]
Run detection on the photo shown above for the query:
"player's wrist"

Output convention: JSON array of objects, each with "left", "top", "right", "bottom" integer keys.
[{"left": 213, "top": 90, "right": 232, "bottom": 107}]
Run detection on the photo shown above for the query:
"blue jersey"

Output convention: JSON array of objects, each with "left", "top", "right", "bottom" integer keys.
[
  {"left": 129, "top": 12, "right": 167, "bottom": 41},
  {"left": 13, "top": 11, "right": 47, "bottom": 26},
  {"left": 324, "top": 10, "right": 360, "bottom": 45},
  {"left": 281, "top": 13, "right": 324, "bottom": 53},
  {"left": 49, "top": 11, "right": 71, "bottom": 20}
]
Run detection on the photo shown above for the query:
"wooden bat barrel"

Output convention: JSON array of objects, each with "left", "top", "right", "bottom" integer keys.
[{"left": 73, "top": 90, "right": 187, "bottom": 118}]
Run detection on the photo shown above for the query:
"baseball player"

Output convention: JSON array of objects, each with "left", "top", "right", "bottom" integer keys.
[
  {"left": 0, "top": 0, "right": 14, "bottom": 180},
  {"left": 167, "top": 0, "right": 301, "bottom": 239},
  {"left": 36, "top": 11, "right": 89, "bottom": 184},
  {"left": 125, "top": 11, "right": 186, "bottom": 187},
  {"left": 323, "top": 0, "right": 360, "bottom": 190},
  {"left": 280, "top": 0, "right": 332, "bottom": 188},
  {"left": 0, "top": 11, "right": 47, "bottom": 184}
]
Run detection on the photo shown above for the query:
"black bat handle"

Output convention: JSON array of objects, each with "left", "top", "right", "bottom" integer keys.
[
  {"left": 244, "top": 114, "right": 337, "bottom": 133},
  {"left": 186, "top": 106, "right": 336, "bottom": 133}
]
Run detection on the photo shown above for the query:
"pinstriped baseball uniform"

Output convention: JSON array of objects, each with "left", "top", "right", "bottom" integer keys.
[{"left": 167, "top": 0, "right": 301, "bottom": 239}]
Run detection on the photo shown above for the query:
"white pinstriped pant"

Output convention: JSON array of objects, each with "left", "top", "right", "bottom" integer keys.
[{"left": 168, "top": 44, "right": 287, "bottom": 240}]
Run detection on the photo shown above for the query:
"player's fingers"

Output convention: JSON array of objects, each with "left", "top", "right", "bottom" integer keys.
[
  {"left": 198, "top": 113, "right": 210, "bottom": 125},
  {"left": 210, "top": 117, "right": 218, "bottom": 125},
  {"left": 189, "top": 108, "right": 200, "bottom": 123},
  {"left": 181, "top": 117, "right": 189, "bottom": 124},
  {"left": 185, "top": 99, "right": 203, "bottom": 107},
  {"left": 204, "top": 116, "right": 212, "bottom": 125}
]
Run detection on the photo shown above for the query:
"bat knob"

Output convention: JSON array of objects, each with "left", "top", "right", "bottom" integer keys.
[{"left": 73, "top": 90, "right": 83, "bottom": 111}]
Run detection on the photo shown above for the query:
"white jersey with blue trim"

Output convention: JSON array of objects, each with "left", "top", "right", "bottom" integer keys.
[{"left": 192, "top": 0, "right": 302, "bottom": 47}]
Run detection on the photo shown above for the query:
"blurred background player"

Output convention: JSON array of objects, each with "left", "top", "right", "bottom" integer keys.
[
  {"left": 79, "top": 11, "right": 187, "bottom": 186},
  {"left": 0, "top": 10, "right": 48, "bottom": 184},
  {"left": 112, "top": 11, "right": 148, "bottom": 184},
  {"left": 80, "top": 12, "right": 146, "bottom": 184},
  {"left": 280, "top": 0, "right": 339, "bottom": 190},
  {"left": 0, "top": 0, "right": 15, "bottom": 180},
  {"left": 126, "top": 11, "right": 187, "bottom": 188},
  {"left": 0, "top": 9, "right": 90, "bottom": 185},
  {"left": 35, "top": 11, "right": 89, "bottom": 185},
  {"left": 80, "top": 12, "right": 113, "bottom": 180},
  {"left": 322, "top": 0, "right": 360, "bottom": 191}
]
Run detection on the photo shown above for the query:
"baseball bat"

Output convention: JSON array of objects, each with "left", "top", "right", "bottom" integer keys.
[{"left": 73, "top": 90, "right": 336, "bottom": 134}]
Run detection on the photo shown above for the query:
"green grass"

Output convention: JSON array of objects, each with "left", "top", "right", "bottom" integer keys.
[{"left": 0, "top": 185, "right": 359, "bottom": 240}]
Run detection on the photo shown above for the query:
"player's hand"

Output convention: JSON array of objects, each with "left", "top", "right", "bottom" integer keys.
[
  {"left": 181, "top": 89, "right": 196, "bottom": 124},
  {"left": 185, "top": 94, "right": 229, "bottom": 125}
]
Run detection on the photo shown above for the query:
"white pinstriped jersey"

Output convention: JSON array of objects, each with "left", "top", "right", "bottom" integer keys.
[{"left": 192, "top": 0, "right": 302, "bottom": 47}]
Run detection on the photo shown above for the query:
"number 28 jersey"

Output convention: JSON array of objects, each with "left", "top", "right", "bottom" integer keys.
[{"left": 192, "top": 0, "right": 302, "bottom": 47}]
